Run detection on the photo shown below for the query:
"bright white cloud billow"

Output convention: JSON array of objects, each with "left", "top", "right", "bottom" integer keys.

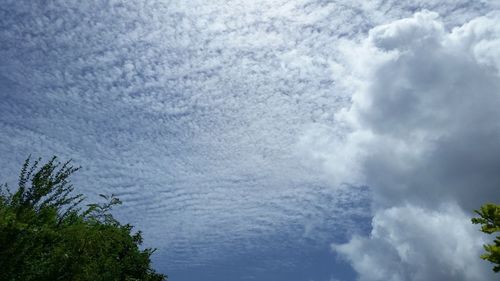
[
  {"left": 303, "top": 11, "right": 500, "bottom": 280},
  {"left": 334, "top": 203, "right": 489, "bottom": 281}
]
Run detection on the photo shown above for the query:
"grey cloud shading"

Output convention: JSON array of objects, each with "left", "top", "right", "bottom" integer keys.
[
  {"left": 334, "top": 11, "right": 500, "bottom": 209},
  {"left": 304, "top": 11, "right": 500, "bottom": 281},
  {"left": 0, "top": 1, "right": 499, "bottom": 280}
]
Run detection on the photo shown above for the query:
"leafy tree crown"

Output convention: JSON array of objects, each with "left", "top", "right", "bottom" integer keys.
[
  {"left": 472, "top": 203, "right": 500, "bottom": 273},
  {"left": 0, "top": 156, "right": 166, "bottom": 281}
]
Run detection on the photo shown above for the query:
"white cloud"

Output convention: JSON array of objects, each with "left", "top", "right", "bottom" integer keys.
[
  {"left": 313, "top": 11, "right": 500, "bottom": 281},
  {"left": 303, "top": 10, "right": 500, "bottom": 208},
  {"left": 333, "top": 203, "right": 491, "bottom": 281}
]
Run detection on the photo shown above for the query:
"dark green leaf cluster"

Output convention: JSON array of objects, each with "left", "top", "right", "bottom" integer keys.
[
  {"left": 472, "top": 203, "right": 500, "bottom": 273},
  {"left": 0, "top": 156, "right": 166, "bottom": 281}
]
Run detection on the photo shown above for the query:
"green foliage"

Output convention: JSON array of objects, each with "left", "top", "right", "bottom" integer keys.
[
  {"left": 472, "top": 203, "right": 500, "bottom": 273},
  {"left": 0, "top": 156, "right": 166, "bottom": 281}
]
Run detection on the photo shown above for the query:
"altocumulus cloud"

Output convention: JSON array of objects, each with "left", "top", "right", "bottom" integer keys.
[
  {"left": 1, "top": 1, "right": 500, "bottom": 281},
  {"left": 299, "top": 11, "right": 500, "bottom": 281}
]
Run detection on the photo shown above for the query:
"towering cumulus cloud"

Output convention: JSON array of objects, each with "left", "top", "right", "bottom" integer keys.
[{"left": 303, "top": 11, "right": 500, "bottom": 281}]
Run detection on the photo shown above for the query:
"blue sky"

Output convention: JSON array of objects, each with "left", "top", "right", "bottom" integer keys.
[{"left": 1, "top": 1, "right": 500, "bottom": 281}]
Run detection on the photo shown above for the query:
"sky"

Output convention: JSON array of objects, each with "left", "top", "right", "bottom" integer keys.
[{"left": 1, "top": 1, "right": 499, "bottom": 281}]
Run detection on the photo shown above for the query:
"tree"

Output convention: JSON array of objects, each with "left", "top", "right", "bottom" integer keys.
[
  {"left": 471, "top": 203, "right": 500, "bottom": 273},
  {"left": 0, "top": 156, "right": 166, "bottom": 281}
]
